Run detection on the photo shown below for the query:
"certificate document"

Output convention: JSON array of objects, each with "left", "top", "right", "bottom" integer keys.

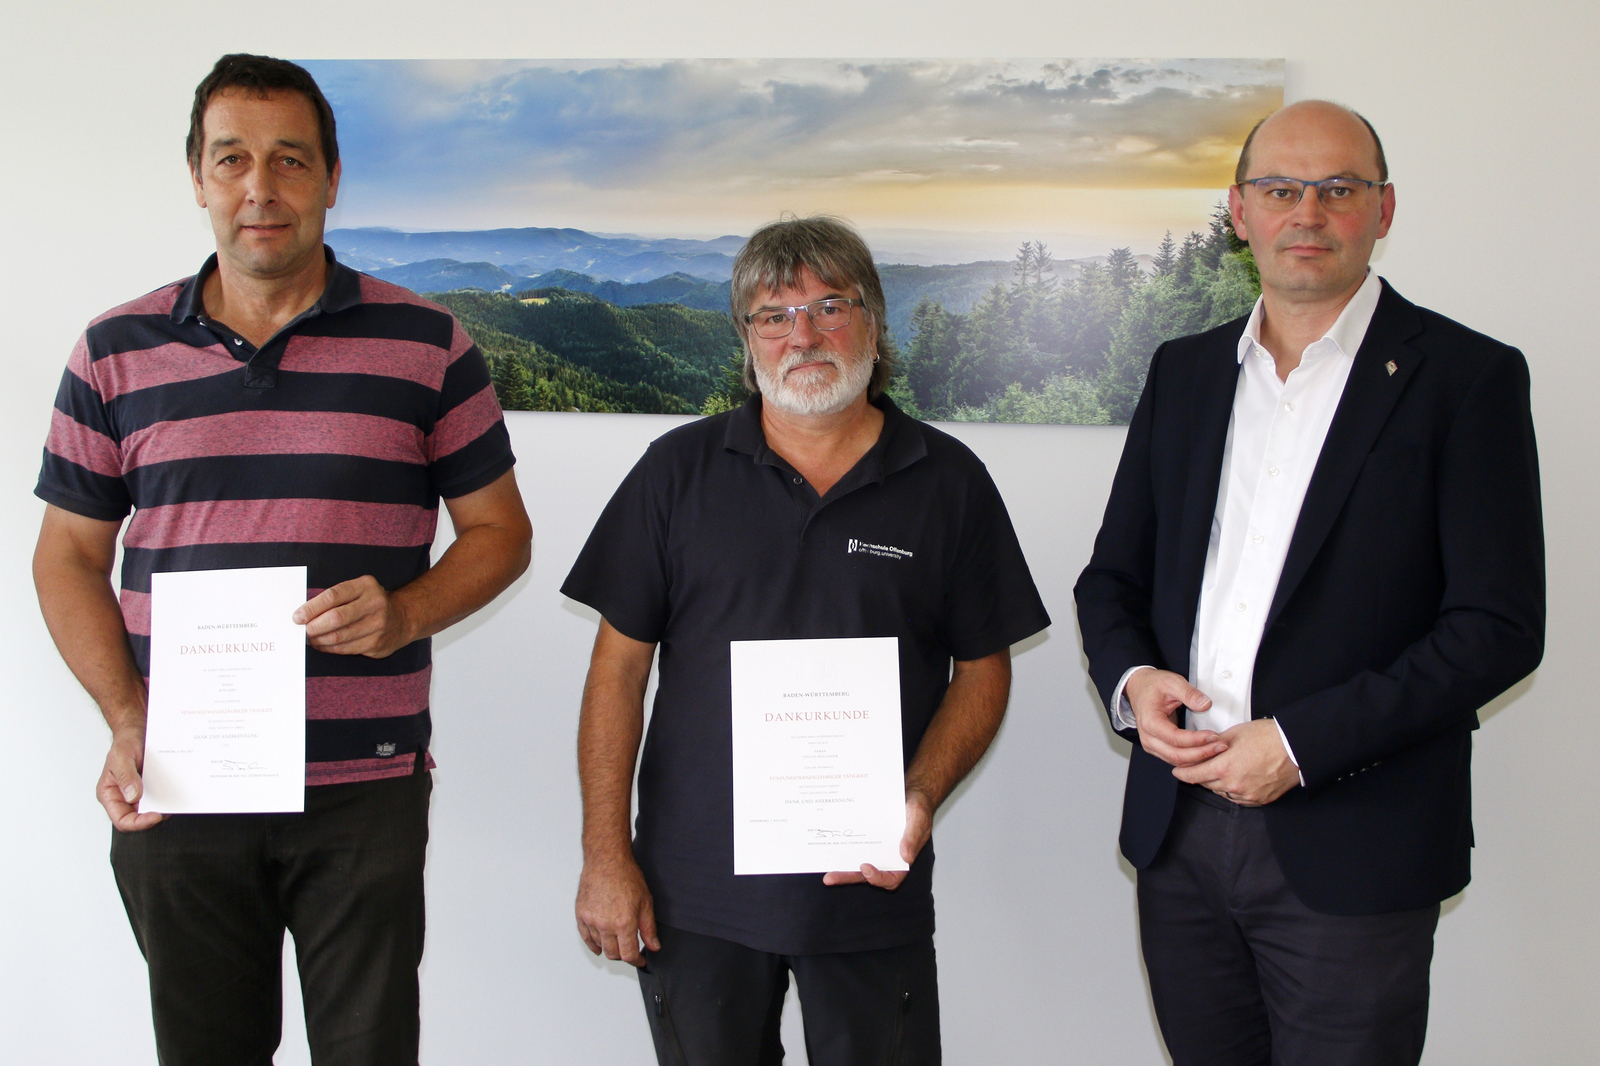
[
  {"left": 140, "top": 566, "right": 307, "bottom": 814},
  {"left": 730, "top": 637, "right": 908, "bottom": 875}
]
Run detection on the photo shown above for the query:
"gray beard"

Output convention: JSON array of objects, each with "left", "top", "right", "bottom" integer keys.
[{"left": 755, "top": 345, "right": 874, "bottom": 416}]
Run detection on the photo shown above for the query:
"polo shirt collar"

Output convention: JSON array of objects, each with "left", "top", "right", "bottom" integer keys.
[
  {"left": 723, "top": 392, "right": 928, "bottom": 485},
  {"left": 170, "top": 244, "right": 362, "bottom": 324}
]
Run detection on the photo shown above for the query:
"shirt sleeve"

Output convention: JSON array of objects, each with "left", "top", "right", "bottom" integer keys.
[
  {"left": 1111, "top": 665, "right": 1153, "bottom": 731},
  {"left": 938, "top": 463, "right": 1051, "bottom": 661},
  {"left": 560, "top": 446, "right": 672, "bottom": 645},
  {"left": 35, "top": 333, "right": 132, "bottom": 521},
  {"left": 427, "top": 321, "right": 515, "bottom": 499}
]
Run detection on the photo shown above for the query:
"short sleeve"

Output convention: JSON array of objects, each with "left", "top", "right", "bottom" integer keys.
[
  {"left": 35, "top": 333, "right": 133, "bottom": 521},
  {"left": 427, "top": 323, "right": 515, "bottom": 499},
  {"left": 939, "top": 465, "right": 1051, "bottom": 661},
  {"left": 561, "top": 447, "right": 673, "bottom": 644}
]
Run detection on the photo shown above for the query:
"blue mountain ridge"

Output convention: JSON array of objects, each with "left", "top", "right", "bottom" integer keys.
[
  {"left": 342, "top": 226, "right": 1149, "bottom": 342},
  {"left": 328, "top": 226, "right": 745, "bottom": 283}
]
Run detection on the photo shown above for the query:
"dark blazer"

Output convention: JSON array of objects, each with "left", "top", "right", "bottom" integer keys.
[{"left": 1074, "top": 280, "right": 1544, "bottom": 915}]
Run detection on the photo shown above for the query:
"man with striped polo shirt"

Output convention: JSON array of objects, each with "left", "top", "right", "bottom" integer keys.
[{"left": 31, "top": 54, "right": 532, "bottom": 1064}]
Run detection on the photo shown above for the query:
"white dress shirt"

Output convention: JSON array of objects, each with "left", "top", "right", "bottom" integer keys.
[{"left": 1112, "top": 272, "right": 1385, "bottom": 776}]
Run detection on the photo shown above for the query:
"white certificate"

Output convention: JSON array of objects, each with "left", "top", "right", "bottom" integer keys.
[
  {"left": 140, "top": 566, "right": 307, "bottom": 814},
  {"left": 730, "top": 637, "right": 908, "bottom": 875}
]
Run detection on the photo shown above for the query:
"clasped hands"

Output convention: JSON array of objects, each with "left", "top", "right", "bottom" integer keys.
[
  {"left": 576, "top": 791, "right": 933, "bottom": 967},
  {"left": 1126, "top": 668, "right": 1299, "bottom": 807}
]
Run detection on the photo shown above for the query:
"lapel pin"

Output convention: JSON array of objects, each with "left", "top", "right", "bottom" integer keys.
[{"left": 1385, "top": 360, "right": 1398, "bottom": 376}]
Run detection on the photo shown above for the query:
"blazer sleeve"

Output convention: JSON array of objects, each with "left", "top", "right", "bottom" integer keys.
[
  {"left": 1074, "top": 343, "right": 1169, "bottom": 742},
  {"left": 1274, "top": 344, "right": 1546, "bottom": 792}
]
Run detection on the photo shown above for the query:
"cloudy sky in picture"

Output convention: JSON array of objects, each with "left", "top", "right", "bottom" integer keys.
[{"left": 306, "top": 58, "right": 1282, "bottom": 262}]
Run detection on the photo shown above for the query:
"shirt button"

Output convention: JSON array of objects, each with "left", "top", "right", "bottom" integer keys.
[
  {"left": 1284, "top": 402, "right": 1294, "bottom": 412},
  {"left": 1222, "top": 670, "right": 1233, "bottom": 679},
  {"left": 1268, "top": 466, "right": 1280, "bottom": 476},
  {"left": 792, "top": 476, "right": 803, "bottom": 485},
  {"left": 1236, "top": 602, "right": 1247, "bottom": 612},
  {"left": 1252, "top": 534, "right": 1264, "bottom": 543}
]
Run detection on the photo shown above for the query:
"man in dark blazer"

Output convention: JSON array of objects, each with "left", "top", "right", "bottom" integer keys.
[{"left": 1075, "top": 100, "right": 1543, "bottom": 1066}]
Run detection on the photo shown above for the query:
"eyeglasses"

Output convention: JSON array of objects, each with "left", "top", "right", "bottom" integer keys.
[
  {"left": 1238, "top": 176, "right": 1387, "bottom": 213},
  {"left": 743, "top": 298, "right": 865, "bottom": 339}
]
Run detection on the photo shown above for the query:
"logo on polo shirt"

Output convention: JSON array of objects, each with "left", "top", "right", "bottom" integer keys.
[
  {"left": 847, "top": 537, "right": 914, "bottom": 561},
  {"left": 375, "top": 742, "right": 398, "bottom": 758}
]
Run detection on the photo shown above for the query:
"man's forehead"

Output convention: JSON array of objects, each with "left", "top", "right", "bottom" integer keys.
[
  {"left": 752, "top": 267, "right": 859, "bottom": 307},
  {"left": 203, "top": 89, "right": 320, "bottom": 141},
  {"left": 1247, "top": 107, "right": 1380, "bottom": 177}
]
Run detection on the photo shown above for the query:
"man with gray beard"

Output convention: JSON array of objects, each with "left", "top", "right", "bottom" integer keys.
[{"left": 561, "top": 215, "right": 1049, "bottom": 1064}]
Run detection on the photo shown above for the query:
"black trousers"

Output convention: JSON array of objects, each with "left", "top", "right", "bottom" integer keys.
[
  {"left": 637, "top": 924, "right": 941, "bottom": 1066},
  {"left": 1138, "top": 785, "right": 1440, "bottom": 1066},
  {"left": 110, "top": 769, "right": 432, "bottom": 1066}
]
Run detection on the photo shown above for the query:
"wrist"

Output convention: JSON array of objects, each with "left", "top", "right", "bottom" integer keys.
[
  {"left": 582, "top": 834, "right": 637, "bottom": 867},
  {"left": 389, "top": 587, "right": 425, "bottom": 648},
  {"left": 106, "top": 710, "right": 147, "bottom": 741},
  {"left": 1124, "top": 666, "right": 1158, "bottom": 704},
  {"left": 904, "top": 785, "right": 938, "bottom": 816}
]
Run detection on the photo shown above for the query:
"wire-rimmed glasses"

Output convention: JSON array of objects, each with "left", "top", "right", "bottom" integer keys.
[
  {"left": 1238, "top": 176, "right": 1387, "bottom": 213},
  {"left": 743, "top": 298, "right": 866, "bottom": 339}
]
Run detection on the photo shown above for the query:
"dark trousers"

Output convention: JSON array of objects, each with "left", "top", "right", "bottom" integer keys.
[
  {"left": 1138, "top": 786, "right": 1440, "bottom": 1066},
  {"left": 637, "top": 924, "right": 941, "bottom": 1066},
  {"left": 110, "top": 770, "right": 432, "bottom": 1066}
]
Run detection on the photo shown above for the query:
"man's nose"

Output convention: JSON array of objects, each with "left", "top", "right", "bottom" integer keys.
[
  {"left": 788, "top": 308, "right": 825, "bottom": 346},
  {"left": 1288, "top": 183, "right": 1330, "bottom": 224},
  {"left": 244, "top": 160, "right": 279, "bottom": 205}
]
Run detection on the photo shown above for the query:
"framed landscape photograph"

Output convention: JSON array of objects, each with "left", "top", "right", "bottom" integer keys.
[{"left": 305, "top": 58, "right": 1283, "bottom": 423}]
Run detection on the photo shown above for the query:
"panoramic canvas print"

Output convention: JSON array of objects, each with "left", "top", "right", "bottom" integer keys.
[{"left": 304, "top": 59, "right": 1283, "bottom": 423}]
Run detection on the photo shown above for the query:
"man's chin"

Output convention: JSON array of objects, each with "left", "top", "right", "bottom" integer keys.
[
  {"left": 765, "top": 383, "right": 860, "bottom": 417},
  {"left": 1263, "top": 264, "right": 1363, "bottom": 299},
  {"left": 222, "top": 244, "right": 317, "bottom": 281}
]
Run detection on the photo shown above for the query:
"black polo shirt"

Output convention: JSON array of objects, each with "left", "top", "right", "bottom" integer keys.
[{"left": 562, "top": 395, "right": 1050, "bottom": 955}]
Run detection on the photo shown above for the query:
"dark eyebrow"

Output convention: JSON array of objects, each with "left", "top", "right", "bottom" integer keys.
[{"left": 205, "top": 136, "right": 316, "bottom": 156}]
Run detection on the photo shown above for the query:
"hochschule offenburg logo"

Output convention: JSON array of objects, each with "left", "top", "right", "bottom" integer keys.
[{"left": 846, "top": 538, "right": 914, "bottom": 561}]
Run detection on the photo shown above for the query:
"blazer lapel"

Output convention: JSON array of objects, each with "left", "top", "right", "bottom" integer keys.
[
  {"left": 1175, "top": 339, "right": 1244, "bottom": 644},
  {"left": 1264, "top": 282, "right": 1426, "bottom": 631}
]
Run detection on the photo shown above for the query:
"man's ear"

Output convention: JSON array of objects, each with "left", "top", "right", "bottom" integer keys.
[
  {"left": 325, "top": 157, "right": 342, "bottom": 210},
  {"left": 1227, "top": 184, "right": 1249, "bottom": 244},
  {"left": 190, "top": 160, "right": 207, "bottom": 209},
  {"left": 1375, "top": 181, "right": 1396, "bottom": 240}
]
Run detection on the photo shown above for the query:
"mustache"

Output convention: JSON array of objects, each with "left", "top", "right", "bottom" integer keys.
[{"left": 778, "top": 349, "right": 843, "bottom": 377}]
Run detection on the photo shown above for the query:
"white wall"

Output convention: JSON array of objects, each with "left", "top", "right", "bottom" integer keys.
[{"left": 2, "top": 2, "right": 1595, "bottom": 1063}]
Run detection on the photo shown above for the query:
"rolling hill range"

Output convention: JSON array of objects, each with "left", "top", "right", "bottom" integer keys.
[
  {"left": 431, "top": 290, "right": 742, "bottom": 414},
  {"left": 376, "top": 254, "right": 1147, "bottom": 346},
  {"left": 329, "top": 226, "right": 745, "bottom": 282}
]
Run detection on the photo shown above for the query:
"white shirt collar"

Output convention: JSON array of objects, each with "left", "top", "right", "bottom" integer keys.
[{"left": 1236, "top": 270, "right": 1385, "bottom": 365}]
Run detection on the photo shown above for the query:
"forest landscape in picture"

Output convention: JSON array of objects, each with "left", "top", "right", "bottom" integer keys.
[{"left": 305, "top": 59, "right": 1282, "bottom": 423}]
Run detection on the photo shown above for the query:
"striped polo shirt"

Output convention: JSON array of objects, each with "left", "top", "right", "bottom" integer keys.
[{"left": 36, "top": 249, "right": 515, "bottom": 786}]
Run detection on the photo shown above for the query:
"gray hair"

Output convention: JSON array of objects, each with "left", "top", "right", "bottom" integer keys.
[{"left": 730, "top": 214, "right": 896, "bottom": 399}]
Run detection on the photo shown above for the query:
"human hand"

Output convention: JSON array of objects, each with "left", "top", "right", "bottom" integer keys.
[
  {"left": 576, "top": 852, "right": 660, "bottom": 967},
  {"left": 1172, "top": 719, "right": 1299, "bottom": 806},
  {"left": 1127, "top": 668, "right": 1227, "bottom": 768},
  {"left": 822, "top": 788, "right": 933, "bottom": 891},
  {"left": 294, "top": 576, "right": 415, "bottom": 658},
  {"left": 96, "top": 726, "right": 164, "bottom": 832}
]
